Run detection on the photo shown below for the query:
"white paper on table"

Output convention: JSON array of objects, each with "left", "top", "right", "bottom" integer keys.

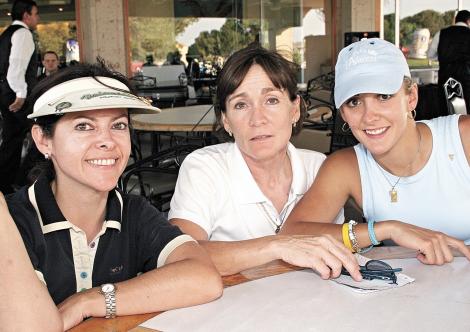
[
  {"left": 139, "top": 258, "right": 470, "bottom": 332},
  {"left": 331, "top": 254, "right": 415, "bottom": 293}
]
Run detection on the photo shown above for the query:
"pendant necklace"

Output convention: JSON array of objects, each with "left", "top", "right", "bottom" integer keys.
[
  {"left": 258, "top": 202, "right": 289, "bottom": 233},
  {"left": 377, "top": 127, "right": 422, "bottom": 203}
]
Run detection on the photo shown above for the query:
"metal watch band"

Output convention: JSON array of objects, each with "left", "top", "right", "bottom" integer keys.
[{"left": 104, "top": 290, "right": 116, "bottom": 318}]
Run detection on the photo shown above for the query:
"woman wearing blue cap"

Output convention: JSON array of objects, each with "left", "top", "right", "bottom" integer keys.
[
  {"left": 3, "top": 62, "right": 222, "bottom": 330},
  {"left": 283, "top": 38, "right": 470, "bottom": 264}
]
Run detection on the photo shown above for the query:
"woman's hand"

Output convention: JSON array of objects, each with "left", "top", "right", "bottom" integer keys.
[
  {"left": 58, "top": 288, "right": 103, "bottom": 331},
  {"left": 272, "top": 234, "right": 362, "bottom": 281},
  {"left": 379, "top": 221, "right": 470, "bottom": 265}
]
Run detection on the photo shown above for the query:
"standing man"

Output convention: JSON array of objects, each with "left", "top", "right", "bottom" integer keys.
[
  {"left": 428, "top": 10, "right": 470, "bottom": 114},
  {"left": 0, "top": 0, "right": 39, "bottom": 194},
  {"left": 38, "top": 51, "right": 59, "bottom": 80}
]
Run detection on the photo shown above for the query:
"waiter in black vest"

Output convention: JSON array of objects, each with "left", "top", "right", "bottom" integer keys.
[
  {"left": 428, "top": 10, "right": 470, "bottom": 114},
  {"left": 0, "top": 0, "right": 39, "bottom": 194}
]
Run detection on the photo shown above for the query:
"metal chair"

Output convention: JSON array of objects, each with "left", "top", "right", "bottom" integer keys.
[
  {"left": 444, "top": 77, "right": 467, "bottom": 115},
  {"left": 119, "top": 145, "right": 199, "bottom": 211}
]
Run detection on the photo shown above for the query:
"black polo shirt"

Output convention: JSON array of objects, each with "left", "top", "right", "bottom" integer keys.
[{"left": 6, "top": 175, "right": 191, "bottom": 304}]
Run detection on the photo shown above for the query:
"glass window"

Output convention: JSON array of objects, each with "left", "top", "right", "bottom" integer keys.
[
  {"left": 128, "top": 0, "right": 261, "bottom": 75},
  {"left": 383, "top": 0, "right": 396, "bottom": 43},
  {"left": 0, "top": 0, "right": 78, "bottom": 67},
  {"left": 127, "top": 0, "right": 330, "bottom": 83}
]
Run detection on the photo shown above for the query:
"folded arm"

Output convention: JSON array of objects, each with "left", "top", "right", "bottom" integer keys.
[
  {"left": 171, "top": 218, "right": 361, "bottom": 281},
  {"left": 58, "top": 240, "right": 223, "bottom": 330},
  {"left": 282, "top": 148, "right": 470, "bottom": 264}
]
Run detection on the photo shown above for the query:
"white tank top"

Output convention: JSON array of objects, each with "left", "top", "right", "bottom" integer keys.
[{"left": 354, "top": 115, "right": 470, "bottom": 243}]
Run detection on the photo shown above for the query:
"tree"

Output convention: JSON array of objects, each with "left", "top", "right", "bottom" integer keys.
[
  {"left": 187, "top": 19, "right": 260, "bottom": 59},
  {"left": 129, "top": 17, "right": 196, "bottom": 63},
  {"left": 384, "top": 10, "right": 457, "bottom": 47},
  {"left": 36, "top": 22, "right": 76, "bottom": 58}
]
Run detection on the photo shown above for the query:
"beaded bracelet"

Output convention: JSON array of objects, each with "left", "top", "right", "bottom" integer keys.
[
  {"left": 348, "top": 220, "right": 375, "bottom": 254},
  {"left": 348, "top": 220, "right": 359, "bottom": 253}
]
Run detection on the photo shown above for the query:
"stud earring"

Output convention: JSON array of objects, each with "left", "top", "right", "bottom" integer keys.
[
  {"left": 227, "top": 129, "right": 233, "bottom": 137},
  {"left": 44, "top": 153, "right": 50, "bottom": 160}
]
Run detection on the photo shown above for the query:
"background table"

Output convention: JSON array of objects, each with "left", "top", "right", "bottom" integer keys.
[
  {"left": 69, "top": 247, "right": 470, "bottom": 332},
  {"left": 131, "top": 104, "right": 215, "bottom": 132}
]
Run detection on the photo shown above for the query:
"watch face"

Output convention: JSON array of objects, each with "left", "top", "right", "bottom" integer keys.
[{"left": 102, "top": 283, "right": 115, "bottom": 293}]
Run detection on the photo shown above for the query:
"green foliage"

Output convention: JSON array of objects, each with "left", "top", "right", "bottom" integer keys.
[
  {"left": 384, "top": 9, "right": 456, "bottom": 47},
  {"left": 384, "top": 13, "right": 395, "bottom": 43},
  {"left": 129, "top": 17, "right": 197, "bottom": 63},
  {"left": 36, "top": 22, "right": 76, "bottom": 58},
  {"left": 187, "top": 19, "right": 261, "bottom": 59}
]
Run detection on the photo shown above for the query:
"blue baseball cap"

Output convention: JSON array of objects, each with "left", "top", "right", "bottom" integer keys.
[{"left": 334, "top": 38, "right": 411, "bottom": 108}]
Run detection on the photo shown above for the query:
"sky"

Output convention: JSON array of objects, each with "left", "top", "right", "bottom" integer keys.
[{"left": 384, "top": 0, "right": 467, "bottom": 17}]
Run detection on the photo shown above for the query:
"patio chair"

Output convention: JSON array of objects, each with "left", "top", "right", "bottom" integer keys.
[{"left": 443, "top": 77, "right": 467, "bottom": 115}]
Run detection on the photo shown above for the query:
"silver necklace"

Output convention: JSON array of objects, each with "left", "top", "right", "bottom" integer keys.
[
  {"left": 377, "top": 127, "right": 422, "bottom": 203},
  {"left": 258, "top": 202, "right": 289, "bottom": 234}
]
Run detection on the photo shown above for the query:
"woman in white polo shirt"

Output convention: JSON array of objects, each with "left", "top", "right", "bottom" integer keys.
[
  {"left": 170, "top": 46, "right": 361, "bottom": 280},
  {"left": 5, "top": 61, "right": 222, "bottom": 330}
]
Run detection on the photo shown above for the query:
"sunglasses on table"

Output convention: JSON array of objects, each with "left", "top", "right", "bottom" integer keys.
[{"left": 341, "top": 259, "right": 402, "bottom": 284}]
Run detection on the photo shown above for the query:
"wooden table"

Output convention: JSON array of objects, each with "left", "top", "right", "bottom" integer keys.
[
  {"left": 131, "top": 104, "right": 215, "bottom": 132},
  {"left": 70, "top": 246, "right": 469, "bottom": 332}
]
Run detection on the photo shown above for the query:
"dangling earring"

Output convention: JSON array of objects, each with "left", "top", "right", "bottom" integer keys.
[
  {"left": 292, "top": 120, "right": 297, "bottom": 128},
  {"left": 408, "top": 109, "right": 417, "bottom": 119},
  {"left": 227, "top": 129, "right": 232, "bottom": 137},
  {"left": 44, "top": 153, "right": 50, "bottom": 160},
  {"left": 341, "top": 122, "right": 350, "bottom": 133}
]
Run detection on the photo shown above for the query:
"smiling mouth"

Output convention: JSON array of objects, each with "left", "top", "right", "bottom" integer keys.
[
  {"left": 86, "top": 158, "right": 117, "bottom": 166},
  {"left": 364, "top": 127, "right": 388, "bottom": 135}
]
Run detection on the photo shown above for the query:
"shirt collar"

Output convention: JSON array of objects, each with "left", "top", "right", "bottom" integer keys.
[
  {"left": 12, "top": 20, "right": 29, "bottom": 29},
  {"left": 455, "top": 22, "right": 469, "bottom": 28},
  {"left": 228, "top": 142, "right": 308, "bottom": 204},
  {"left": 28, "top": 175, "right": 123, "bottom": 234}
]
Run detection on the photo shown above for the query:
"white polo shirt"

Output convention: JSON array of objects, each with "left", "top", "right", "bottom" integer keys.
[{"left": 169, "top": 142, "right": 343, "bottom": 241}]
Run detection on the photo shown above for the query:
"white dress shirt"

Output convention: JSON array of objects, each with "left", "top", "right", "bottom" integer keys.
[
  {"left": 428, "top": 22, "right": 469, "bottom": 61},
  {"left": 6, "top": 20, "right": 35, "bottom": 98}
]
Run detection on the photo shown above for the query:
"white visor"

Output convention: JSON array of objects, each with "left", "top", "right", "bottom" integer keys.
[{"left": 28, "top": 76, "right": 160, "bottom": 119}]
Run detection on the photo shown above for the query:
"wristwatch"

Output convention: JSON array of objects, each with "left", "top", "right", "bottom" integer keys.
[{"left": 99, "top": 283, "right": 117, "bottom": 319}]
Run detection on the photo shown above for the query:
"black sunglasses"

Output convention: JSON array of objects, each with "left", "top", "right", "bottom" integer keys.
[{"left": 341, "top": 259, "right": 402, "bottom": 284}]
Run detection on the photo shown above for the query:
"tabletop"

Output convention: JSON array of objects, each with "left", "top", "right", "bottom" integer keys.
[
  {"left": 131, "top": 104, "right": 215, "bottom": 132},
  {"left": 69, "top": 246, "right": 469, "bottom": 332}
]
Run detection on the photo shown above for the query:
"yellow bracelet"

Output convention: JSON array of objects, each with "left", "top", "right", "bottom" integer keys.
[{"left": 342, "top": 223, "right": 353, "bottom": 251}]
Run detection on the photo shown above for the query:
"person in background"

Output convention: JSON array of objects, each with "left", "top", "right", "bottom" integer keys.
[
  {"left": 0, "top": 0, "right": 39, "bottom": 194},
  {"left": 284, "top": 38, "right": 470, "bottom": 265},
  {"left": 428, "top": 10, "right": 470, "bottom": 114},
  {"left": 38, "top": 51, "right": 59, "bottom": 80},
  {"left": 6, "top": 61, "right": 222, "bottom": 330},
  {"left": 0, "top": 192, "right": 62, "bottom": 332},
  {"left": 170, "top": 46, "right": 361, "bottom": 281}
]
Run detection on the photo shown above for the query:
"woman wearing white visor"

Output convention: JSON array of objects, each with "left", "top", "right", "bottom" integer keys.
[
  {"left": 4, "top": 62, "right": 222, "bottom": 330},
  {"left": 282, "top": 38, "right": 470, "bottom": 264}
]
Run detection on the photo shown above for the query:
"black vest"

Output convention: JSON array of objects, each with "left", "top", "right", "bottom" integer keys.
[
  {"left": 0, "top": 24, "right": 38, "bottom": 95},
  {"left": 437, "top": 25, "right": 470, "bottom": 65}
]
